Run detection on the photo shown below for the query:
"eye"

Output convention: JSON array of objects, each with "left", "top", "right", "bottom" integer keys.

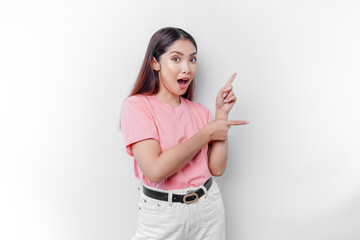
[
  {"left": 190, "top": 57, "right": 197, "bottom": 63},
  {"left": 172, "top": 57, "right": 180, "bottom": 62}
]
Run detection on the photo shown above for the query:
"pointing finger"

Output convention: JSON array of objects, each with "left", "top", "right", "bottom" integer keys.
[
  {"left": 227, "top": 120, "right": 249, "bottom": 125},
  {"left": 225, "top": 73, "right": 237, "bottom": 87}
]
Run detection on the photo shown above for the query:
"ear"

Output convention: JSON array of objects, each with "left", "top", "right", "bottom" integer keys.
[{"left": 151, "top": 57, "right": 160, "bottom": 71}]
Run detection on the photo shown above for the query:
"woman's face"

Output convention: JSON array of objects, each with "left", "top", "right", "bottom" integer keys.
[{"left": 153, "top": 39, "right": 197, "bottom": 97}]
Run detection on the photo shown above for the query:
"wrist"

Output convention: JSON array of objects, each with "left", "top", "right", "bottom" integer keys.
[
  {"left": 215, "top": 111, "right": 229, "bottom": 120},
  {"left": 202, "top": 123, "right": 212, "bottom": 143}
]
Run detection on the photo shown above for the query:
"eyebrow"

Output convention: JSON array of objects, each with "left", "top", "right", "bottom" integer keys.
[{"left": 169, "top": 51, "right": 197, "bottom": 56}]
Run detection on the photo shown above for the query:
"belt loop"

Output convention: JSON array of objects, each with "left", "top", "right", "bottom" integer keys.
[
  {"left": 168, "top": 192, "right": 173, "bottom": 207},
  {"left": 200, "top": 185, "right": 208, "bottom": 199},
  {"left": 138, "top": 182, "right": 143, "bottom": 191}
]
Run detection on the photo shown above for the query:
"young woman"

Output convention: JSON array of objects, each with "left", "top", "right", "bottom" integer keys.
[{"left": 120, "top": 27, "right": 248, "bottom": 240}]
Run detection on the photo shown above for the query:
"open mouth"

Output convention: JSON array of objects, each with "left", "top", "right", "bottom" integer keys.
[{"left": 177, "top": 78, "right": 189, "bottom": 88}]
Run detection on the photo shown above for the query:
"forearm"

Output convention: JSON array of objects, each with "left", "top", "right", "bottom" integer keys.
[
  {"left": 208, "top": 111, "right": 229, "bottom": 176},
  {"left": 208, "top": 139, "right": 228, "bottom": 176},
  {"left": 154, "top": 127, "right": 210, "bottom": 182}
]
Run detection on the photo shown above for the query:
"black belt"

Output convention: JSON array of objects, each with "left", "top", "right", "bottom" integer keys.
[{"left": 142, "top": 178, "right": 213, "bottom": 204}]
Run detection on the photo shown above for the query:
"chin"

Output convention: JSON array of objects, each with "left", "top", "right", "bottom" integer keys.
[{"left": 178, "top": 89, "right": 188, "bottom": 96}]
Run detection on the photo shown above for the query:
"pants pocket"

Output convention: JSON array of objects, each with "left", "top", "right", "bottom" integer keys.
[
  {"left": 205, "top": 181, "right": 221, "bottom": 202},
  {"left": 138, "top": 193, "right": 168, "bottom": 215}
]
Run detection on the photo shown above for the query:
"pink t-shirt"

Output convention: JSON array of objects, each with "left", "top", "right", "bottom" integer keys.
[{"left": 120, "top": 94, "right": 213, "bottom": 190}]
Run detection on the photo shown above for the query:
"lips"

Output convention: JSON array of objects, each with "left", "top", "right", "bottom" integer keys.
[{"left": 177, "top": 78, "right": 189, "bottom": 88}]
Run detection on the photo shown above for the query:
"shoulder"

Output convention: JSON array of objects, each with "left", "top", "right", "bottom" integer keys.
[
  {"left": 120, "top": 95, "right": 158, "bottom": 128},
  {"left": 124, "top": 94, "right": 149, "bottom": 105},
  {"left": 121, "top": 95, "right": 156, "bottom": 119},
  {"left": 122, "top": 94, "right": 152, "bottom": 109}
]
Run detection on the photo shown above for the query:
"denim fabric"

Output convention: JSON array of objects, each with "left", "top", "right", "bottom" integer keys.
[{"left": 132, "top": 180, "right": 225, "bottom": 240}]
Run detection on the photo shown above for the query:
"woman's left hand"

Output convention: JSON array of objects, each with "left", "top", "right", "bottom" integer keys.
[{"left": 216, "top": 73, "right": 237, "bottom": 116}]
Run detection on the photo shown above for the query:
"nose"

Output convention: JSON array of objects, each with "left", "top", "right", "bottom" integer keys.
[{"left": 181, "top": 61, "right": 190, "bottom": 74}]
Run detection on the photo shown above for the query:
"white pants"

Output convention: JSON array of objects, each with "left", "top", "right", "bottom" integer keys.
[{"left": 132, "top": 179, "right": 225, "bottom": 240}]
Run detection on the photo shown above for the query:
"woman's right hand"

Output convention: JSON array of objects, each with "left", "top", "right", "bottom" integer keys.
[{"left": 205, "top": 119, "right": 249, "bottom": 141}]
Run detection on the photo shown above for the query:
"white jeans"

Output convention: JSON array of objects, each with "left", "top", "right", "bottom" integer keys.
[{"left": 132, "top": 179, "right": 225, "bottom": 240}]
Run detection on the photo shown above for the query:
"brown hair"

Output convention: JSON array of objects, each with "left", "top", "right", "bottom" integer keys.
[{"left": 129, "top": 27, "right": 197, "bottom": 100}]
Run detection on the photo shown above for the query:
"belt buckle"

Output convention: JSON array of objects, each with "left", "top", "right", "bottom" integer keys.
[{"left": 183, "top": 191, "right": 199, "bottom": 204}]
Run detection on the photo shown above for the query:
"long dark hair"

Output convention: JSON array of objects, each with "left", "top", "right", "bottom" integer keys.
[{"left": 129, "top": 27, "right": 197, "bottom": 100}]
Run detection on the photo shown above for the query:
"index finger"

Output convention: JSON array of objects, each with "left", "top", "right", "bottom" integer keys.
[
  {"left": 226, "top": 120, "right": 249, "bottom": 125},
  {"left": 225, "top": 73, "right": 237, "bottom": 87}
]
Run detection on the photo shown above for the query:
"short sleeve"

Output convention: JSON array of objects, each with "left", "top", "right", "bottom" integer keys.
[{"left": 120, "top": 97, "right": 159, "bottom": 156}]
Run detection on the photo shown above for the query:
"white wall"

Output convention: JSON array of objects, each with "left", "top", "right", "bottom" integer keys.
[{"left": 1, "top": 0, "right": 359, "bottom": 239}]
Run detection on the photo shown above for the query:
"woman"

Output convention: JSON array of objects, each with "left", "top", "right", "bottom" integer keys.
[{"left": 120, "top": 27, "right": 248, "bottom": 239}]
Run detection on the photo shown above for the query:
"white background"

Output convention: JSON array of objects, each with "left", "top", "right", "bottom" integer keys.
[{"left": 1, "top": 0, "right": 360, "bottom": 239}]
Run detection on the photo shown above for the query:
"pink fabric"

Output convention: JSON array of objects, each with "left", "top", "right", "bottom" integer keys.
[{"left": 120, "top": 94, "right": 213, "bottom": 190}]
